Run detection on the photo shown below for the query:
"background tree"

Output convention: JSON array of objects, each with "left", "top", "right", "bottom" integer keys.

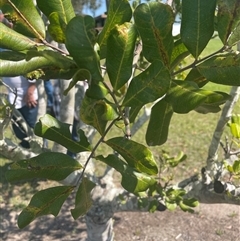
[
  {"left": 71, "top": 0, "right": 102, "bottom": 15},
  {"left": 0, "top": 0, "right": 240, "bottom": 241}
]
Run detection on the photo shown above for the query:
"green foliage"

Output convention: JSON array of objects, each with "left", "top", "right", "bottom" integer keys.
[
  {"left": 18, "top": 186, "right": 75, "bottom": 228},
  {"left": 5, "top": 152, "right": 83, "bottom": 182},
  {"left": 96, "top": 155, "right": 156, "bottom": 194},
  {"left": 35, "top": 114, "right": 92, "bottom": 153},
  {"left": 181, "top": 0, "right": 216, "bottom": 58},
  {"left": 1, "top": 0, "right": 240, "bottom": 228},
  {"left": 71, "top": 177, "right": 96, "bottom": 219}
]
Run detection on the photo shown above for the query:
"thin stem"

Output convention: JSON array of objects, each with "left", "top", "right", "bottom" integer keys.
[
  {"left": 7, "top": 0, "right": 69, "bottom": 55},
  {"left": 172, "top": 46, "right": 226, "bottom": 76},
  {"left": 76, "top": 118, "right": 119, "bottom": 185},
  {"left": 7, "top": 0, "right": 44, "bottom": 41}
]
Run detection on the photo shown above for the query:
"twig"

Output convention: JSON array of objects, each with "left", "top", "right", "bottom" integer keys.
[
  {"left": 76, "top": 118, "right": 119, "bottom": 185},
  {"left": 172, "top": 46, "right": 226, "bottom": 76}
]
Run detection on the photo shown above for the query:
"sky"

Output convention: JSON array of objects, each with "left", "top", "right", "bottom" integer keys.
[
  {"left": 82, "top": 1, "right": 107, "bottom": 16},
  {"left": 82, "top": 0, "right": 180, "bottom": 35}
]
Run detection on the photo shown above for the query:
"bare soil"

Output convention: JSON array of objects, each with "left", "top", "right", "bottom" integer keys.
[{"left": 1, "top": 199, "right": 239, "bottom": 241}]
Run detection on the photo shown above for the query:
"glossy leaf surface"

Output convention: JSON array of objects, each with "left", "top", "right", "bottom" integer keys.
[
  {"left": 170, "top": 39, "right": 189, "bottom": 70},
  {"left": 123, "top": 60, "right": 171, "bottom": 107},
  {"left": 106, "top": 22, "right": 137, "bottom": 90},
  {"left": 65, "top": 16, "right": 102, "bottom": 81},
  {"left": 80, "top": 97, "right": 110, "bottom": 135},
  {"left": 197, "top": 54, "right": 240, "bottom": 86},
  {"left": 146, "top": 100, "right": 173, "bottom": 146},
  {"left": 98, "top": 0, "right": 132, "bottom": 58},
  {"left": 48, "top": 12, "right": 66, "bottom": 43},
  {"left": 36, "top": 0, "right": 75, "bottom": 23},
  {"left": 181, "top": 0, "right": 216, "bottom": 58},
  {"left": 106, "top": 137, "right": 158, "bottom": 175},
  {"left": 0, "top": 23, "right": 36, "bottom": 51},
  {"left": 35, "top": 114, "right": 92, "bottom": 153},
  {"left": 18, "top": 186, "right": 74, "bottom": 228},
  {"left": 134, "top": 2, "right": 174, "bottom": 66},
  {"left": 0, "top": 0, "right": 45, "bottom": 38},
  {"left": 228, "top": 22, "right": 240, "bottom": 46},
  {"left": 0, "top": 47, "right": 77, "bottom": 78},
  {"left": 97, "top": 155, "right": 156, "bottom": 194},
  {"left": 71, "top": 177, "right": 96, "bottom": 219},
  {"left": 217, "top": 0, "right": 240, "bottom": 45},
  {"left": 5, "top": 152, "right": 82, "bottom": 182},
  {"left": 185, "top": 68, "right": 208, "bottom": 88},
  {"left": 166, "top": 81, "right": 230, "bottom": 113}
]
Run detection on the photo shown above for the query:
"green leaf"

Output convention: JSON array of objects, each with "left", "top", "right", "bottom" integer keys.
[
  {"left": 5, "top": 152, "right": 82, "bottom": 182},
  {"left": 166, "top": 151, "right": 187, "bottom": 168},
  {"left": 232, "top": 160, "right": 240, "bottom": 174},
  {"left": 48, "top": 12, "right": 66, "bottom": 43},
  {"left": 179, "top": 200, "right": 194, "bottom": 213},
  {"left": 86, "top": 81, "right": 109, "bottom": 100},
  {"left": 18, "top": 186, "right": 74, "bottom": 228},
  {"left": 64, "top": 69, "right": 91, "bottom": 95},
  {"left": 185, "top": 68, "right": 208, "bottom": 88},
  {"left": 182, "top": 198, "right": 199, "bottom": 208},
  {"left": 170, "top": 39, "right": 190, "bottom": 70},
  {"left": 228, "top": 21, "right": 240, "bottom": 46},
  {"left": 96, "top": 155, "right": 156, "bottom": 194},
  {"left": 106, "top": 137, "right": 158, "bottom": 175},
  {"left": 35, "top": 114, "right": 92, "bottom": 153},
  {"left": 134, "top": 2, "right": 174, "bottom": 66},
  {"left": 36, "top": 0, "right": 75, "bottom": 24},
  {"left": 122, "top": 60, "right": 171, "bottom": 107},
  {"left": 80, "top": 97, "right": 109, "bottom": 135},
  {"left": 0, "top": 0, "right": 45, "bottom": 39},
  {"left": 71, "top": 177, "right": 96, "bottom": 219},
  {"left": 0, "top": 23, "right": 36, "bottom": 51},
  {"left": 98, "top": 0, "right": 132, "bottom": 58},
  {"left": 166, "top": 80, "right": 229, "bottom": 114},
  {"left": 106, "top": 22, "right": 137, "bottom": 91},
  {"left": 181, "top": 0, "right": 216, "bottom": 58},
  {"left": 146, "top": 100, "right": 173, "bottom": 146},
  {"left": 0, "top": 54, "right": 54, "bottom": 77},
  {"left": 0, "top": 49, "right": 78, "bottom": 79},
  {"left": 197, "top": 54, "right": 240, "bottom": 86},
  {"left": 148, "top": 200, "right": 159, "bottom": 213},
  {"left": 165, "top": 201, "right": 177, "bottom": 211},
  {"left": 194, "top": 103, "right": 222, "bottom": 114},
  {"left": 26, "top": 47, "right": 75, "bottom": 69},
  {"left": 217, "top": 0, "right": 240, "bottom": 45},
  {"left": 65, "top": 15, "right": 102, "bottom": 81},
  {"left": 229, "top": 123, "right": 240, "bottom": 138}
]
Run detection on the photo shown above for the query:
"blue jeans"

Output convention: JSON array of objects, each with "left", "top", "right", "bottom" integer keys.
[
  {"left": 12, "top": 104, "right": 38, "bottom": 148},
  {"left": 44, "top": 80, "right": 54, "bottom": 107}
]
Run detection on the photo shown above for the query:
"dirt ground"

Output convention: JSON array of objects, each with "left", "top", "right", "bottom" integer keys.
[{"left": 1, "top": 199, "right": 239, "bottom": 241}]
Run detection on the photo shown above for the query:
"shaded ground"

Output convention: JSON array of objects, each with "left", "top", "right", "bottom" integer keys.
[{"left": 1, "top": 199, "right": 239, "bottom": 241}]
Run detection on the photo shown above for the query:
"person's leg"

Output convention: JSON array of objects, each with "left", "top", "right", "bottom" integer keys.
[
  {"left": 44, "top": 80, "right": 54, "bottom": 108},
  {"left": 67, "top": 117, "right": 80, "bottom": 158},
  {"left": 12, "top": 104, "right": 38, "bottom": 148},
  {"left": 19, "top": 104, "right": 38, "bottom": 128},
  {"left": 44, "top": 80, "right": 55, "bottom": 117}
]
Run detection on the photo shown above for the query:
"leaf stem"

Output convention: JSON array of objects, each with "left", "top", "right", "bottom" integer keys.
[
  {"left": 7, "top": 0, "right": 44, "bottom": 41},
  {"left": 76, "top": 118, "right": 119, "bottom": 185},
  {"left": 172, "top": 46, "right": 226, "bottom": 76}
]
